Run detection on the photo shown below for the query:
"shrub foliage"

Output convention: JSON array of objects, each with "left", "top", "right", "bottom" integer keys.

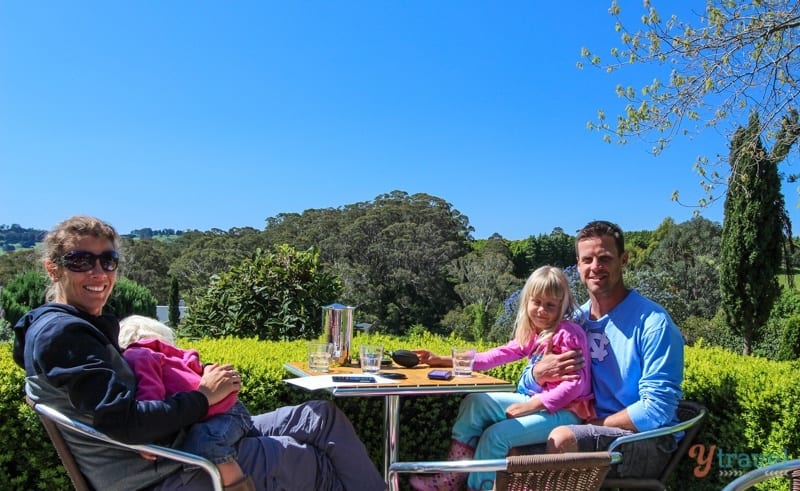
[
  {"left": 4, "top": 339, "right": 800, "bottom": 490},
  {"left": 180, "top": 245, "right": 341, "bottom": 341}
]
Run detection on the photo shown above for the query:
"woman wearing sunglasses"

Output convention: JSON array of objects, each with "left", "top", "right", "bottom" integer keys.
[{"left": 12, "top": 215, "right": 385, "bottom": 491}]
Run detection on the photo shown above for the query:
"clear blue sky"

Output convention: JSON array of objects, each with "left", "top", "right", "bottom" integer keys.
[{"left": 3, "top": 1, "right": 799, "bottom": 240}]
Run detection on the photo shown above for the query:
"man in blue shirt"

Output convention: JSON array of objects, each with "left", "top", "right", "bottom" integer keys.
[{"left": 534, "top": 220, "right": 684, "bottom": 477}]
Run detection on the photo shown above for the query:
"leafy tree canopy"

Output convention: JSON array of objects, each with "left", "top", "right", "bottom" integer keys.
[
  {"left": 649, "top": 216, "right": 722, "bottom": 321},
  {"left": 168, "top": 228, "right": 267, "bottom": 301},
  {"left": 104, "top": 277, "right": 158, "bottom": 320},
  {"left": 263, "top": 190, "right": 473, "bottom": 333},
  {"left": 120, "top": 237, "right": 174, "bottom": 303},
  {"left": 181, "top": 245, "right": 340, "bottom": 341},
  {"left": 0, "top": 249, "right": 40, "bottom": 289},
  {"left": 0, "top": 270, "right": 48, "bottom": 327},
  {"left": 582, "top": 0, "right": 800, "bottom": 207}
]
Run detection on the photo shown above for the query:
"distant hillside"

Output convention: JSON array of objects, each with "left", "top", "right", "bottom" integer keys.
[
  {"left": 127, "top": 228, "right": 185, "bottom": 240},
  {"left": 0, "top": 224, "right": 46, "bottom": 252},
  {"left": 0, "top": 224, "right": 185, "bottom": 252}
]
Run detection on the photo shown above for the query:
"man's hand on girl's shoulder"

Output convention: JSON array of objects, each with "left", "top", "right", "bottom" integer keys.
[{"left": 533, "top": 343, "right": 584, "bottom": 384}]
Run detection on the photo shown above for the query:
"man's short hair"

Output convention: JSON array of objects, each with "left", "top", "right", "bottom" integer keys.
[{"left": 575, "top": 220, "right": 625, "bottom": 255}]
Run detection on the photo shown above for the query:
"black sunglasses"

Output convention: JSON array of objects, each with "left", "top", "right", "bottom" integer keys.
[{"left": 58, "top": 250, "right": 120, "bottom": 273}]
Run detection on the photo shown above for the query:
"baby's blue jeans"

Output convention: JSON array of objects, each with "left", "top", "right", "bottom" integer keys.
[{"left": 181, "top": 401, "right": 255, "bottom": 464}]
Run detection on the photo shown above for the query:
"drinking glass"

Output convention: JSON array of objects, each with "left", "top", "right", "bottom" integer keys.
[
  {"left": 452, "top": 347, "right": 476, "bottom": 377},
  {"left": 359, "top": 345, "right": 384, "bottom": 374},
  {"left": 308, "top": 342, "right": 333, "bottom": 372}
]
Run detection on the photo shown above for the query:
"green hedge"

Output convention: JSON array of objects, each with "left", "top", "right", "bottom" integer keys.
[
  {"left": 679, "top": 342, "right": 800, "bottom": 490},
  {"left": 2, "top": 336, "right": 800, "bottom": 490}
]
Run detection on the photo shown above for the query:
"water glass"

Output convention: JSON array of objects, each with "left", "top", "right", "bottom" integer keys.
[
  {"left": 360, "top": 345, "right": 384, "bottom": 374},
  {"left": 452, "top": 347, "right": 476, "bottom": 377},
  {"left": 308, "top": 342, "right": 333, "bottom": 372}
]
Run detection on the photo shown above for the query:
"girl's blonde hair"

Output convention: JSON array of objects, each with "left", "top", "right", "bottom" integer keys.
[
  {"left": 512, "top": 265, "right": 578, "bottom": 348},
  {"left": 119, "top": 315, "right": 176, "bottom": 349}
]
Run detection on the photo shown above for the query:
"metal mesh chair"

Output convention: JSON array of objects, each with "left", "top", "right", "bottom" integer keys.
[
  {"left": 26, "top": 396, "right": 223, "bottom": 491},
  {"left": 389, "top": 451, "right": 621, "bottom": 491},
  {"left": 505, "top": 400, "right": 707, "bottom": 491},
  {"left": 601, "top": 400, "right": 707, "bottom": 490},
  {"left": 498, "top": 451, "right": 620, "bottom": 491}
]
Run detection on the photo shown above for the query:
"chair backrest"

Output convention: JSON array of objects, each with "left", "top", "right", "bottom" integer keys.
[
  {"left": 602, "top": 400, "right": 707, "bottom": 490},
  {"left": 26, "top": 396, "right": 224, "bottom": 491},
  {"left": 26, "top": 396, "right": 93, "bottom": 491},
  {"left": 496, "top": 451, "right": 617, "bottom": 491},
  {"left": 657, "top": 400, "right": 707, "bottom": 481}
]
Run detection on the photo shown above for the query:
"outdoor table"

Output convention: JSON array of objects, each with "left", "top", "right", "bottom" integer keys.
[{"left": 283, "top": 361, "right": 514, "bottom": 486}]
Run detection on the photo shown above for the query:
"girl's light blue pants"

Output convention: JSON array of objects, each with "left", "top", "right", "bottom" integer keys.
[{"left": 451, "top": 392, "right": 582, "bottom": 491}]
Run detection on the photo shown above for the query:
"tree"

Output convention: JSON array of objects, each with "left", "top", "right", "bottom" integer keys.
[
  {"left": 648, "top": 216, "right": 722, "bottom": 322},
  {"left": 263, "top": 208, "right": 344, "bottom": 260},
  {"left": 472, "top": 233, "right": 514, "bottom": 258},
  {"left": 264, "top": 191, "right": 473, "bottom": 334},
  {"left": 120, "top": 237, "right": 173, "bottom": 303},
  {"left": 104, "top": 277, "right": 158, "bottom": 320},
  {"left": 335, "top": 191, "right": 472, "bottom": 333},
  {"left": 488, "top": 289, "right": 522, "bottom": 343},
  {"left": 720, "top": 111, "right": 799, "bottom": 355},
  {"left": 582, "top": 0, "right": 800, "bottom": 207},
  {"left": 0, "top": 271, "right": 156, "bottom": 326},
  {"left": 509, "top": 230, "right": 576, "bottom": 278},
  {"left": 168, "top": 276, "right": 181, "bottom": 327},
  {"left": 628, "top": 218, "right": 675, "bottom": 269},
  {"left": 450, "top": 253, "right": 519, "bottom": 309},
  {"left": 0, "top": 249, "right": 40, "bottom": 288},
  {"left": 181, "top": 245, "right": 341, "bottom": 341},
  {"left": 0, "top": 270, "right": 48, "bottom": 327},
  {"left": 764, "top": 289, "right": 800, "bottom": 360},
  {"left": 168, "top": 228, "right": 266, "bottom": 302},
  {"left": 445, "top": 250, "right": 522, "bottom": 340}
]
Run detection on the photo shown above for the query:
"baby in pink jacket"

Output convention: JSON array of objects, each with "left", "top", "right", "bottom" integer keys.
[{"left": 119, "top": 315, "right": 254, "bottom": 490}]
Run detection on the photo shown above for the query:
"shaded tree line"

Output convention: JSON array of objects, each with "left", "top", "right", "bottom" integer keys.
[
  {"left": 2, "top": 189, "right": 800, "bottom": 358},
  {"left": 128, "top": 228, "right": 184, "bottom": 239},
  {"left": 0, "top": 224, "right": 45, "bottom": 251}
]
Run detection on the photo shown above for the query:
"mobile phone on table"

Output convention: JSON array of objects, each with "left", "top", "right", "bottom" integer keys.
[
  {"left": 427, "top": 369, "right": 454, "bottom": 380},
  {"left": 379, "top": 372, "right": 407, "bottom": 380},
  {"left": 332, "top": 375, "right": 376, "bottom": 383}
]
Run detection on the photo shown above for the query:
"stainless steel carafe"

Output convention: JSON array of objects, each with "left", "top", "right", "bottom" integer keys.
[{"left": 321, "top": 303, "right": 355, "bottom": 365}]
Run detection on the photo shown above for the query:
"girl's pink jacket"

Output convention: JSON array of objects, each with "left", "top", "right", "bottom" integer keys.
[{"left": 473, "top": 320, "right": 595, "bottom": 421}]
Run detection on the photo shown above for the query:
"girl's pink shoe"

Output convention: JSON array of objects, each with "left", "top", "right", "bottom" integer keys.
[{"left": 408, "top": 440, "right": 474, "bottom": 491}]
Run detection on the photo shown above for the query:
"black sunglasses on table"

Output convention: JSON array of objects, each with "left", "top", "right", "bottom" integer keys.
[{"left": 58, "top": 250, "right": 120, "bottom": 272}]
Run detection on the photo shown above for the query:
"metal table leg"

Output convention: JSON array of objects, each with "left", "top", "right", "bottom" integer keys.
[{"left": 385, "top": 394, "right": 400, "bottom": 487}]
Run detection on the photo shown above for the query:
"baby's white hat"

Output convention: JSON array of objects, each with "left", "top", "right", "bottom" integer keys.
[{"left": 119, "top": 315, "right": 176, "bottom": 349}]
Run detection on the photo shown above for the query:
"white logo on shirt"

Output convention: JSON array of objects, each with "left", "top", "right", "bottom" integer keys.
[{"left": 588, "top": 332, "right": 610, "bottom": 362}]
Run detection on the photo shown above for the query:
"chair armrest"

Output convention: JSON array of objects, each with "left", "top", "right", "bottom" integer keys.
[
  {"left": 388, "top": 453, "right": 623, "bottom": 475},
  {"left": 34, "top": 403, "right": 223, "bottom": 491},
  {"left": 388, "top": 459, "right": 508, "bottom": 491},
  {"left": 389, "top": 458, "right": 509, "bottom": 475},
  {"left": 721, "top": 459, "right": 800, "bottom": 491},
  {"left": 607, "top": 405, "right": 707, "bottom": 453}
]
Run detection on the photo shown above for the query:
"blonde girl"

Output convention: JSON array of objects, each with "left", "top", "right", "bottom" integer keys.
[{"left": 411, "top": 265, "right": 595, "bottom": 491}]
